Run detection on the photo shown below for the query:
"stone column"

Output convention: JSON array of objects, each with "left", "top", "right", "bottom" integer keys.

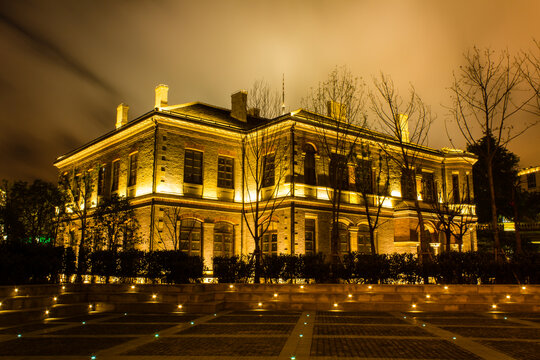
[
  {"left": 203, "top": 223, "right": 215, "bottom": 270},
  {"left": 349, "top": 226, "right": 359, "bottom": 253}
]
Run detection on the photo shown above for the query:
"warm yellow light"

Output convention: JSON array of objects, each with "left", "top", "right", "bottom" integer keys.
[
  {"left": 333, "top": 303, "right": 338, "bottom": 307},
  {"left": 152, "top": 294, "right": 157, "bottom": 299},
  {"left": 522, "top": 286, "right": 526, "bottom": 290},
  {"left": 300, "top": 285, "right": 304, "bottom": 289},
  {"left": 131, "top": 285, "right": 135, "bottom": 290},
  {"left": 506, "top": 295, "right": 511, "bottom": 299},
  {"left": 62, "top": 286, "right": 65, "bottom": 290},
  {"left": 274, "top": 293, "right": 278, "bottom": 298},
  {"left": 348, "top": 294, "right": 352, "bottom": 298},
  {"left": 0, "top": 302, "right": 2, "bottom": 306},
  {"left": 491, "top": 304, "right": 497, "bottom": 309},
  {"left": 53, "top": 297, "right": 57, "bottom": 301},
  {"left": 178, "top": 304, "right": 183, "bottom": 309},
  {"left": 412, "top": 304, "right": 416, "bottom": 308},
  {"left": 14, "top": 288, "right": 18, "bottom": 293},
  {"left": 368, "top": 285, "right": 372, "bottom": 289},
  {"left": 89, "top": 304, "right": 93, "bottom": 309},
  {"left": 258, "top": 302, "right": 262, "bottom": 307},
  {"left": 426, "top": 294, "right": 430, "bottom": 299},
  {"left": 391, "top": 190, "right": 401, "bottom": 197},
  {"left": 45, "top": 310, "right": 49, "bottom": 315},
  {"left": 229, "top": 284, "right": 234, "bottom": 289},
  {"left": 444, "top": 286, "right": 448, "bottom": 290}
]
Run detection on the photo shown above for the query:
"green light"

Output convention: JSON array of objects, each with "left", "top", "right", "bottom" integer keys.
[
  {"left": 17, "top": 334, "right": 21, "bottom": 338},
  {"left": 82, "top": 321, "right": 86, "bottom": 325},
  {"left": 299, "top": 334, "right": 303, "bottom": 337},
  {"left": 190, "top": 321, "right": 194, "bottom": 325},
  {"left": 91, "top": 356, "right": 96, "bottom": 360},
  {"left": 155, "top": 334, "right": 159, "bottom": 338}
]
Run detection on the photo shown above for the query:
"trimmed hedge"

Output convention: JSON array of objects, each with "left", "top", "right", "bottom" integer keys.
[
  {"left": 212, "top": 251, "right": 540, "bottom": 284},
  {"left": 0, "top": 243, "right": 75, "bottom": 285}
]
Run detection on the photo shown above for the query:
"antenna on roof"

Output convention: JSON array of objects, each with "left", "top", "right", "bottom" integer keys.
[{"left": 281, "top": 73, "right": 286, "bottom": 115}]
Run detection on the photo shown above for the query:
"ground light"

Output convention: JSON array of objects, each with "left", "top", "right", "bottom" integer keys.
[
  {"left": 229, "top": 284, "right": 234, "bottom": 289},
  {"left": 53, "top": 297, "right": 57, "bottom": 301},
  {"left": 411, "top": 304, "right": 416, "bottom": 309},
  {"left": 14, "top": 288, "right": 18, "bottom": 294},
  {"left": 274, "top": 293, "right": 278, "bottom": 298},
  {"left": 178, "top": 304, "right": 183, "bottom": 309},
  {"left": 258, "top": 302, "right": 262, "bottom": 307},
  {"left": 492, "top": 304, "right": 497, "bottom": 309},
  {"left": 522, "top": 286, "right": 526, "bottom": 290},
  {"left": 426, "top": 294, "right": 431, "bottom": 299},
  {"left": 17, "top": 334, "right": 21, "bottom": 338},
  {"left": 152, "top": 294, "right": 157, "bottom": 299},
  {"left": 154, "top": 334, "right": 159, "bottom": 338},
  {"left": 300, "top": 285, "right": 304, "bottom": 289},
  {"left": 333, "top": 303, "right": 338, "bottom": 307},
  {"left": 506, "top": 295, "right": 511, "bottom": 299},
  {"left": 444, "top": 286, "right": 448, "bottom": 290},
  {"left": 368, "top": 285, "right": 372, "bottom": 289},
  {"left": 348, "top": 294, "right": 352, "bottom": 298}
]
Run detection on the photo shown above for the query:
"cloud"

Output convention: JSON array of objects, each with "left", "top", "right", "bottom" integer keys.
[{"left": 0, "top": 11, "right": 118, "bottom": 96}]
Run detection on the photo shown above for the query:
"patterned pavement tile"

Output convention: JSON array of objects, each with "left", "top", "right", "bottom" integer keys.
[
  {"left": 209, "top": 315, "right": 299, "bottom": 323},
  {"left": 0, "top": 322, "right": 59, "bottom": 334},
  {"left": 317, "top": 311, "right": 394, "bottom": 317},
  {"left": 311, "top": 337, "right": 482, "bottom": 359},
  {"left": 123, "top": 336, "right": 287, "bottom": 356},
  {"left": 231, "top": 310, "right": 302, "bottom": 315},
  {"left": 405, "top": 312, "right": 484, "bottom": 317},
  {"left": 316, "top": 316, "right": 407, "bottom": 324},
  {"left": 417, "top": 317, "right": 518, "bottom": 326},
  {"left": 440, "top": 326, "right": 540, "bottom": 339},
  {"left": 479, "top": 340, "right": 540, "bottom": 360},
  {"left": 177, "top": 323, "right": 294, "bottom": 335},
  {"left": 48, "top": 323, "right": 176, "bottom": 335},
  {"left": 0, "top": 336, "right": 133, "bottom": 356},
  {"left": 105, "top": 314, "right": 201, "bottom": 323},
  {"left": 314, "top": 324, "right": 435, "bottom": 337}
]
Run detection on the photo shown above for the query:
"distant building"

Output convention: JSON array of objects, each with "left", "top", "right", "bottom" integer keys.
[
  {"left": 518, "top": 166, "right": 540, "bottom": 193},
  {"left": 54, "top": 85, "right": 478, "bottom": 268}
]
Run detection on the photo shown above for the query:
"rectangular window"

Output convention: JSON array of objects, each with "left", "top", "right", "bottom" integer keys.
[
  {"left": 330, "top": 154, "right": 349, "bottom": 190},
  {"left": 465, "top": 174, "right": 471, "bottom": 203},
  {"left": 128, "top": 153, "right": 138, "bottom": 187},
  {"left": 184, "top": 150, "right": 203, "bottom": 184},
  {"left": 217, "top": 157, "right": 234, "bottom": 189},
  {"left": 400, "top": 169, "right": 415, "bottom": 200},
  {"left": 305, "top": 219, "right": 316, "bottom": 255},
  {"left": 422, "top": 172, "right": 436, "bottom": 203},
  {"left": 527, "top": 173, "right": 536, "bottom": 189},
  {"left": 111, "top": 160, "right": 120, "bottom": 192},
  {"left": 356, "top": 159, "right": 373, "bottom": 193},
  {"left": 452, "top": 174, "right": 460, "bottom": 204},
  {"left": 97, "top": 165, "right": 106, "bottom": 196},
  {"left": 262, "top": 154, "right": 275, "bottom": 188}
]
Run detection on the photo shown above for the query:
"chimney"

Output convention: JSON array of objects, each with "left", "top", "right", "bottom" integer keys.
[
  {"left": 327, "top": 100, "right": 346, "bottom": 120},
  {"left": 398, "top": 114, "right": 409, "bottom": 142},
  {"left": 231, "top": 90, "right": 247, "bottom": 122},
  {"left": 155, "top": 84, "right": 169, "bottom": 109},
  {"left": 116, "top": 103, "right": 129, "bottom": 129}
]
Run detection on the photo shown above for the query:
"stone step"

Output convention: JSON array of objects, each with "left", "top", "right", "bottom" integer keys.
[{"left": 0, "top": 308, "right": 47, "bottom": 326}]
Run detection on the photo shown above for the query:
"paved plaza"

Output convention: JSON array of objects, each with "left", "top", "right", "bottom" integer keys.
[{"left": 0, "top": 309, "right": 538, "bottom": 359}]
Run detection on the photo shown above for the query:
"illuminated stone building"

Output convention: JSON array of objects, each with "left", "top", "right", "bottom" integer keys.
[
  {"left": 54, "top": 85, "right": 477, "bottom": 267},
  {"left": 518, "top": 166, "right": 540, "bottom": 193}
]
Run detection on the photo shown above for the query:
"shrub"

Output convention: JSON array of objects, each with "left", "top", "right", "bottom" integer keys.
[{"left": 213, "top": 255, "right": 254, "bottom": 283}]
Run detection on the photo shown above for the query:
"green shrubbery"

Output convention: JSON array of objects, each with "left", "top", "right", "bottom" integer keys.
[{"left": 212, "top": 251, "right": 540, "bottom": 284}]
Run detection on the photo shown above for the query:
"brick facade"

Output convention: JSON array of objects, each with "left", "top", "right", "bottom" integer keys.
[{"left": 54, "top": 86, "right": 478, "bottom": 269}]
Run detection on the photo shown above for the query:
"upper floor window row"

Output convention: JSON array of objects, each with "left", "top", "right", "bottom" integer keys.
[{"left": 183, "top": 150, "right": 235, "bottom": 189}]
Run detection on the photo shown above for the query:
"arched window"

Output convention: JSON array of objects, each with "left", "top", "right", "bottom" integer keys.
[
  {"left": 304, "top": 144, "right": 316, "bottom": 186},
  {"left": 338, "top": 222, "right": 350, "bottom": 254},
  {"left": 305, "top": 218, "right": 316, "bottom": 254},
  {"left": 214, "top": 222, "right": 234, "bottom": 257},
  {"left": 179, "top": 219, "right": 202, "bottom": 256},
  {"left": 357, "top": 224, "right": 371, "bottom": 254},
  {"left": 261, "top": 221, "right": 278, "bottom": 256}
]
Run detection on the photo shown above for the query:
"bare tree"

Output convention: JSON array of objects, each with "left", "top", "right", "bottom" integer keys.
[
  {"left": 370, "top": 73, "right": 433, "bottom": 265},
  {"left": 60, "top": 171, "right": 93, "bottom": 282},
  {"left": 523, "top": 39, "right": 540, "bottom": 115},
  {"left": 355, "top": 142, "right": 391, "bottom": 255},
  {"left": 430, "top": 183, "right": 475, "bottom": 252},
  {"left": 92, "top": 194, "right": 139, "bottom": 251},
  {"left": 153, "top": 205, "right": 182, "bottom": 250},
  {"left": 242, "top": 80, "right": 289, "bottom": 283},
  {"left": 448, "top": 47, "right": 538, "bottom": 260},
  {"left": 303, "top": 66, "right": 368, "bottom": 266}
]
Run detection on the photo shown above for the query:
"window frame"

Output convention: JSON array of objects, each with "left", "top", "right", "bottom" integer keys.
[
  {"left": 217, "top": 156, "right": 234, "bottom": 189},
  {"left": 184, "top": 149, "right": 203, "bottom": 185},
  {"left": 262, "top": 153, "right": 275, "bottom": 188},
  {"left": 128, "top": 152, "right": 138, "bottom": 187}
]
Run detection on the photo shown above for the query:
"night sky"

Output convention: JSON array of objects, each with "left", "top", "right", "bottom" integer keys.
[{"left": 1, "top": 0, "right": 538, "bottom": 182}]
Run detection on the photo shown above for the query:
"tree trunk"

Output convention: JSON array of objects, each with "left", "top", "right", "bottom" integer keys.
[
  {"left": 512, "top": 185, "right": 522, "bottom": 255},
  {"left": 486, "top": 159, "right": 502, "bottom": 261}
]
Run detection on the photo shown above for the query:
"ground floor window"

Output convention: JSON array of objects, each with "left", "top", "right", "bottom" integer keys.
[
  {"left": 338, "top": 222, "right": 350, "bottom": 255},
  {"left": 179, "top": 219, "right": 202, "bottom": 256},
  {"left": 305, "top": 218, "right": 316, "bottom": 254},
  {"left": 262, "top": 221, "right": 278, "bottom": 256},
  {"left": 357, "top": 224, "right": 371, "bottom": 254},
  {"left": 214, "top": 222, "right": 234, "bottom": 257}
]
